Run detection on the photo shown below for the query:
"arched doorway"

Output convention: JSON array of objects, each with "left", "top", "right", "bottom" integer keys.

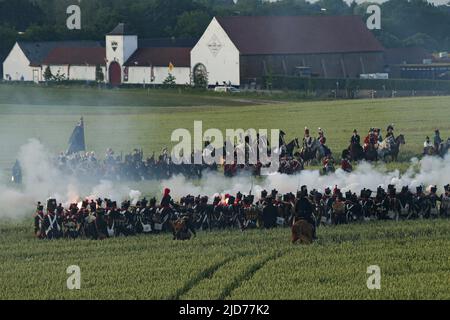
[{"left": 109, "top": 61, "right": 121, "bottom": 86}]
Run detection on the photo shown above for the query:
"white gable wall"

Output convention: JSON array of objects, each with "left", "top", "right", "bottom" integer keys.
[
  {"left": 3, "top": 43, "right": 34, "bottom": 81},
  {"left": 191, "top": 17, "right": 240, "bottom": 86}
]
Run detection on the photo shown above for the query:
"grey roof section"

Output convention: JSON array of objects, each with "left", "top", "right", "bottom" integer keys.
[
  {"left": 138, "top": 38, "right": 198, "bottom": 48},
  {"left": 108, "top": 23, "right": 136, "bottom": 36},
  {"left": 17, "top": 41, "right": 103, "bottom": 66}
]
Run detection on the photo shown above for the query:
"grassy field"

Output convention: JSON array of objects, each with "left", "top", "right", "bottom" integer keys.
[
  {"left": 1, "top": 85, "right": 449, "bottom": 300},
  {"left": 1, "top": 84, "right": 450, "bottom": 175},
  {"left": 0, "top": 219, "right": 449, "bottom": 300}
]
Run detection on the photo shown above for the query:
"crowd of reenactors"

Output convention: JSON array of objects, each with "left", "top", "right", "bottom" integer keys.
[
  {"left": 11, "top": 125, "right": 448, "bottom": 185},
  {"left": 34, "top": 183, "right": 450, "bottom": 242},
  {"left": 55, "top": 148, "right": 218, "bottom": 181}
]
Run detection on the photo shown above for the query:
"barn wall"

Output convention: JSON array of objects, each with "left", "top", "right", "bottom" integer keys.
[
  {"left": 69, "top": 66, "right": 97, "bottom": 80},
  {"left": 191, "top": 17, "right": 240, "bottom": 86},
  {"left": 240, "top": 52, "right": 385, "bottom": 84},
  {"left": 42, "top": 65, "right": 105, "bottom": 81},
  {"left": 3, "top": 43, "right": 34, "bottom": 81},
  {"left": 126, "top": 66, "right": 191, "bottom": 85},
  {"left": 46, "top": 65, "right": 69, "bottom": 79}
]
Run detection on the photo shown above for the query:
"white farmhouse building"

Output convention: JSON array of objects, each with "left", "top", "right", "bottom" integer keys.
[
  {"left": 191, "top": 16, "right": 385, "bottom": 87},
  {"left": 191, "top": 17, "right": 241, "bottom": 87},
  {"left": 3, "top": 41, "right": 103, "bottom": 82},
  {"left": 2, "top": 23, "right": 194, "bottom": 86},
  {"left": 3, "top": 17, "right": 385, "bottom": 87}
]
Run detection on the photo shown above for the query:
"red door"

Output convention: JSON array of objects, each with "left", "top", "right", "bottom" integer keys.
[{"left": 109, "top": 62, "right": 121, "bottom": 86}]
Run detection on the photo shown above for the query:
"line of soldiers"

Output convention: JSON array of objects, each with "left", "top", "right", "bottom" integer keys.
[
  {"left": 34, "top": 183, "right": 450, "bottom": 241},
  {"left": 55, "top": 148, "right": 218, "bottom": 182}
]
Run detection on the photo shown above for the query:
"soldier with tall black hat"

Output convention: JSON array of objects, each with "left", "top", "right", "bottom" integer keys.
[
  {"left": 441, "top": 184, "right": 450, "bottom": 217},
  {"left": 386, "top": 124, "right": 395, "bottom": 139},
  {"left": 34, "top": 202, "right": 45, "bottom": 238},
  {"left": 43, "top": 200, "right": 62, "bottom": 239},
  {"left": 350, "top": 129, "right": 361, "bottom": 146},
  {"left": 295, "top": 185, "right": 316, "bottom": 239},
  {"left": 303, "top": 127, "right": 313, "bottom": 150},
  {"left": 262, "top": 196, "right": 278, "bottom": 229}
]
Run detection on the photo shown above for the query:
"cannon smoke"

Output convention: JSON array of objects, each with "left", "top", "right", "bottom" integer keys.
[{"left": 0, "top": 139, "right": 449, "bottom": 218}]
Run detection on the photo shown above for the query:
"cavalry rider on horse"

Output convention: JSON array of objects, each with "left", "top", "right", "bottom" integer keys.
[
  {"left": 350, "top": 129, "right": 361, "bottom": 147},
  {"left": 434, "top": 129, "right": 442, "bottom": 155},
  {"left": 279, "top": 130, "right": 287, "bottom": 157},
  {"left": 423, "top": 136, "right": 434, "bottom": 155},
  {"left": 318, "top": 128, "right": 331, "bottom": 157},
  {"left": 302, "top": 127, "right": 314, "bottom": 153},
  {"left": 363, "top": 128, "right": 378, "bottom": 152},
  {"left": 384, "top": 124, "right": 396, "bottom": 148}
]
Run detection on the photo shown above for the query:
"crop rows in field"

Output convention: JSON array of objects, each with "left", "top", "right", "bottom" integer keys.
[{"left": 0, "top": 219, "right": 449, "bottom": 299}]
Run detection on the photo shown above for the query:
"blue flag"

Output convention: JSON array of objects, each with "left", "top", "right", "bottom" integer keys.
[{"left": 67, "top": 117, "right": 86, "bottom": 154}]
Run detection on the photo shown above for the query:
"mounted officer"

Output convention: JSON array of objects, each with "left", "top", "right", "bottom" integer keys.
[
  {"left": 364, "top": 128, "right": 378, "bottom": 152},
  {"left": 279, "top": 130, "right": 287, "bottom": 156},
  {"left": 386, "top": 124, "right": 395, "bottom": 139},
  {"left": 302, "top": 127, "right": 314, "bottom": 151},
  {"left": 317, "top": 128, "right": 331, "bottom": 157},
  {"left": 434, "top": 129, "right": 442, "bottom": 154},
  {"left": 383, "top": 124, "right": 396, "bottom": 151},
  {"left": 350, "top": 129, "right": 361, "bottom": 146},
  {"left": 423, "top": 136, "right": 434, "bottom": 155}
]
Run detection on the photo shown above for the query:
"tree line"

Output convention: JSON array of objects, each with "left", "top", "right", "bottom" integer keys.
[{"left": 1, "top": 0, "right": 450, "bottom": 75}]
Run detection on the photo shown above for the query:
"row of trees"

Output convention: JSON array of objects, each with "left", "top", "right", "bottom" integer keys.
[{"left": 1, "top": 0, "right": 450, "bottom": 76}]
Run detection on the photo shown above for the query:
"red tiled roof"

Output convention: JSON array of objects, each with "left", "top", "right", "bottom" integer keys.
[
  {"left": 216, "top": 16, "right": 384, "bottom": 55},
  {"left": 43, "top": 47, "right": 106, "bottom": 65},
  {"left": 124, "top": 47, "right": 191, "bottom": 67}
]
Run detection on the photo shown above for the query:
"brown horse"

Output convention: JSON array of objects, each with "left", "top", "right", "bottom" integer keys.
[
  {"left": 291, "top": 218, "right": 314, "bottom": 244},
  {"left": 170, "top": 217, "right": 192, "bottom": 240}
]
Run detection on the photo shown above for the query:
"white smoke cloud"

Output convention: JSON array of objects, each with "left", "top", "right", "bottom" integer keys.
[
  {"left": 161, "top": 156, "right": 450, "bottom": 200},
  {"left": 0, "top": 139, "right": 141, "bottom": 218},
  {"left": 0, "top": 139, "right": 449, "bottom": 219}
]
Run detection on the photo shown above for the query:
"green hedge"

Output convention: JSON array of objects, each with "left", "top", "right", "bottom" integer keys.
[{"left": 264, "top": 76, "right": 450, "bottom": 92}]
